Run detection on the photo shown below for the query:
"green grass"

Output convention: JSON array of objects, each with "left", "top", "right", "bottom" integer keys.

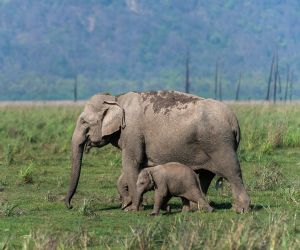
[{"left": 1, "top": 105, "right": 300, "bottom": 249}]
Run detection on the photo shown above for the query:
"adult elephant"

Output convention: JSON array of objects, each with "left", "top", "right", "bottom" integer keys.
[{"left": 65, "top": 90, "right": 250, "bottom": 212}]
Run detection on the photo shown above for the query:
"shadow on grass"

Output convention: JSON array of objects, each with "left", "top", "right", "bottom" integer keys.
[
  {"left": 250, "top": 204, "right": 264, "bottom": 211},
  {"left": 210, "top": 201, "right": 232, "bottom": 210},
  {"left": 209, "top": 202, "right": 264, "bottom": 212}
]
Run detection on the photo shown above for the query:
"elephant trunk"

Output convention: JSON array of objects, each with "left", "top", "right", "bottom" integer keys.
[
  {"left": 136, "top": 190, "right": 143, "bottom": 211},
  {"left": 65, "top": 135, "right": 86, "bottom": 209}
]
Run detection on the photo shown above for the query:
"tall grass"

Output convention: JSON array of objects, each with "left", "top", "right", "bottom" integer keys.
[
  {"left": 230, "top": 104, "right": 300, "bottom": 156},
  {"left": 2, "top": 210, "right": 296, "bottom": 249}
]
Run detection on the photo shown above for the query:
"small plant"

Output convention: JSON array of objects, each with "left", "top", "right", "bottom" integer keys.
[
  {"left": 260, "top": 141, "right": 274, "bottom": 155},
  {"left": 78, "top": 198, "right": 99, "bottom": 219},
  {"left": 0, "top": 235, "right": 11, "bottom": 250},
  {"left": 57, "top": 176, "right": 64, "bottom": 187},
  {"left": 20, "top": 162, "right": 35, "bottom": 183},
  {"left": 43, "top": 190, "right": 56, "bottom": 202},
  {"left": 53, "top": 146, "right": 59, "bottom": 154},
  {"left": 253, "top": 160, "right": 284, "bottom": 190},
  {"left": 1, "top": 203, "right": 20, "bottom": 217},
  {"left": 0, "top": 175, "right": 7, "bottom": 186},
  {"left": 4, "top": 144, "right": 14, "bottom": 165}
]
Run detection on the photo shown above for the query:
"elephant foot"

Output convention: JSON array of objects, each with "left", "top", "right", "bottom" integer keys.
[
  {"left": 161, "top": 203, "right": 171, "bottom": 214},
  {"left": 231, "top": 203, "right": 250, "bottom": 213},
  {"left": 149, "top": 213, "right": 159, "bottom": 216},
  {"left": 166, "top": 205, "right": 171, "bottom": 214},
  {"left": 189, "top": 202, "right": 198, "bottom": 211},
  {"left": 197, "top": 204, "right": 214, "bottom": 213},
  {"left": 124, "top": 204, "right": 144, "bottom": 211},
  {"left": 121, "top": 197, "right": 132, "bottom": 210},
  {"left": 206, "top": 205, "right": 214, "bottom": 213}
]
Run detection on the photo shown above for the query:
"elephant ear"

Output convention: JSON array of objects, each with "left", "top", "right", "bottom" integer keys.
[
  {"left": 102, "top": 101, "right": 126, "bottom": 137},
  {"left": 148, "top": 171, "right": 157, "bottom": 190}
]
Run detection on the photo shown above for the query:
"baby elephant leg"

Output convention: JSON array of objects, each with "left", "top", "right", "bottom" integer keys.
[
  {"left": 181, "top": 197, "right": 190, "bottom": 213},
  {"left": 197, "top": 197, "right": 214, "bottom": 213},
  {"left": 151, "top": 191, "right": 167, "bottom": 216},
  {"left": 186, "top": 193, "right": 213, "bottom": 213},
  {"left": 161, "top": 195, "right": 172, "bottom": 214}
]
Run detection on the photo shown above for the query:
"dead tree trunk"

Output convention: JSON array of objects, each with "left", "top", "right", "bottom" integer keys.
[
  {"left": 278, "top": 72, "right": 282, "bottom": 101},
  {"left": 214, "top": 58, "right": 219, "bottom": 100},
  {"left": 236, "top": 73, "right": 242, "bottom": 101},
  {"left": 266, "top": 54, "right": 275, "bottom": 101},
  {"left": 290, "top": 70, "right": 293, "bottom": 101},
  {"left": 185, "top": 46, "right": 189, "bottom": 94},
  {"left": 274, "top": 46, "right": 279, "bottom": 104},
  {"left": 73, "top": 60, "right": 77, "bottom": 102},
  {"left": 274, "top": 71, "right": 277, "bottom": 104},
  {"left": 285, "top": 64, "right": 289, "bottom": 102},
  {"left": 219, "top": 63, "right": 223, "bottom": 102}
]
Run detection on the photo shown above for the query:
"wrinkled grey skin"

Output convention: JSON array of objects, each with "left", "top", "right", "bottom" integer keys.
[
  {"left": 136, "top": 163, "right": 214, "bottom": 215},
  {"left": 117, "top": 172, "right": 133, "bottom": 210},
  {"left": 65, "top": 90, "right": 250, "bottom": 212}
]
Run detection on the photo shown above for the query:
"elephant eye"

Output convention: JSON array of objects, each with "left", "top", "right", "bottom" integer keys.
[{"left": 140, "top": 181, "right": 144, "bottom": 185}]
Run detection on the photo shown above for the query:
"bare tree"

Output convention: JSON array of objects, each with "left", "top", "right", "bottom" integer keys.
[
  {"left": 214, "top": 58, "right": 219, "bottom": 100},
  {"left": 73, "top": 60, "right": 77, "bottom": 102},
  {"left": 266, "top": 54, "right": 275, "bottom": 101},
  {"left": 236, "top": 73, "right": 242, "bottom": 101},
  {"left": 278, "top": 72, "right": 282, "bottom": 101},
  {"left": 285, "top": 64, "right": 289, "bottom": 102},
  {"left": 290, "top": 69, "right": 293, "bottom": 101},
  {"left": 274, "top": 47, "right": 278, "bottom": 104},
  {"left": 185, "top": 46, "right": 189, "bottom": 94},
  {"left": 219, "top": 63, "right": 223, "bottom": 102},
  {"left": 274, "top": 46, "right": 278, "bottom": 104}
]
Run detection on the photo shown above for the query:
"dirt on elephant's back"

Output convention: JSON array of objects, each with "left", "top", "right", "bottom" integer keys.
[{"left": 134, "top": 90, "right": 204, "bottom": 115}]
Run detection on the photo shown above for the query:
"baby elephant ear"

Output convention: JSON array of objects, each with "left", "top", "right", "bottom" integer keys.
[
  {"left": 148, "top": 171, "right": 156, "bottom": 190},
  {"left": 148, "top": 171, "right": 154, "bottom": 184},
  {"left": 102, "top": 101, "right": 126, "bottom": 137}
]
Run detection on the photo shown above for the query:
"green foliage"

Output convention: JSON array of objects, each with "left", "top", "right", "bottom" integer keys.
[
  {"left": 1, "top": 203, "right": 21, "bottom": 217},
  {"left": 21, "top": 227, "right": 92, "bottom": 250},
  {"left": 4, "top": 144, "right": 13, "bottom": 165},
  {"left": 77, "top": 198, "right": 99, "bottom": 219},
  {"left": 43, "top": 190, "right": 55, "bottom": 202},
  {"left": 20, "top": 162, "right": 35, "bottom": 184},
  {"left": 0, "top": 1, "right": 300, "bottom": 100}
]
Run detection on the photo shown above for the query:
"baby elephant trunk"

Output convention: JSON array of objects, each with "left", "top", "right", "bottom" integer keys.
[{"left": 136, "top": 191, "right": 143, "bottom": 211}]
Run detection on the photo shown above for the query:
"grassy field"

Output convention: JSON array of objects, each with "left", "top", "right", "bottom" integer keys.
[{"left": 1, "top": 104, "right": 300, "bottom": 249}]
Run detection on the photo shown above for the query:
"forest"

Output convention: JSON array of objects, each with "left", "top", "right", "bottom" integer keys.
[{"left": 0, "top": 0, "right": 299, "bottom": 100}]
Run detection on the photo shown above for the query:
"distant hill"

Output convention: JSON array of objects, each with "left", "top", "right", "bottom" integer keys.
[{"left": 0, "top": 0, "right": 299, "bottom": 100}]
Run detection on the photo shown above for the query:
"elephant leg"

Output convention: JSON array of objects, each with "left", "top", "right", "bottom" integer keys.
[
  {"left": 189, "top": 170, "right": 215, "bottom": 211},
  {"left": 181, "top": 197, "right": 190, "bottom": 213},
  {"left": 161, "top": 195, "right": 172, "bottom": 214},
  {"left": 117, "top": 172, "right": 132, "bottom": 210},
  {"left": 122, "top": 148, "right": 144, "bottom": 211},
  {"left": 227, "top": 174, "right": 250, "bottom": 212},
  {"left": 185, "top": 192, "right": 213, "bottom": 213},
  {"left": 209, "top": 149, "right": 251, "bottom": 212},
  {"left": 198, "top": 170, "right": 216, "bottom": 195},
  {"left": 151, "top": 190, "right": 167, "bottom": 215}
]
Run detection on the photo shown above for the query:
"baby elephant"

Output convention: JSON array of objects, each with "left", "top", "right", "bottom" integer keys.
[{"left": 136, "top": 162, "right": 214, "bottom": 215}]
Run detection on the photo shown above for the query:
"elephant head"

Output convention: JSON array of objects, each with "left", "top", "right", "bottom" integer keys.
[
  {"left": 65, "top": 94, "right": 125, "bottom": 209},
  {"left": 136, "top": 168, "right": 156, "bottom": 211}
]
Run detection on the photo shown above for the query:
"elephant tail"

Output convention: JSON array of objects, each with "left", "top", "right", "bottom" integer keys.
[
  {"left": 231, "top": 116, "right": 241, "bottom": 151},
  {"left": 215, "top": 177, "right": 224, "bottom": 191}
]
